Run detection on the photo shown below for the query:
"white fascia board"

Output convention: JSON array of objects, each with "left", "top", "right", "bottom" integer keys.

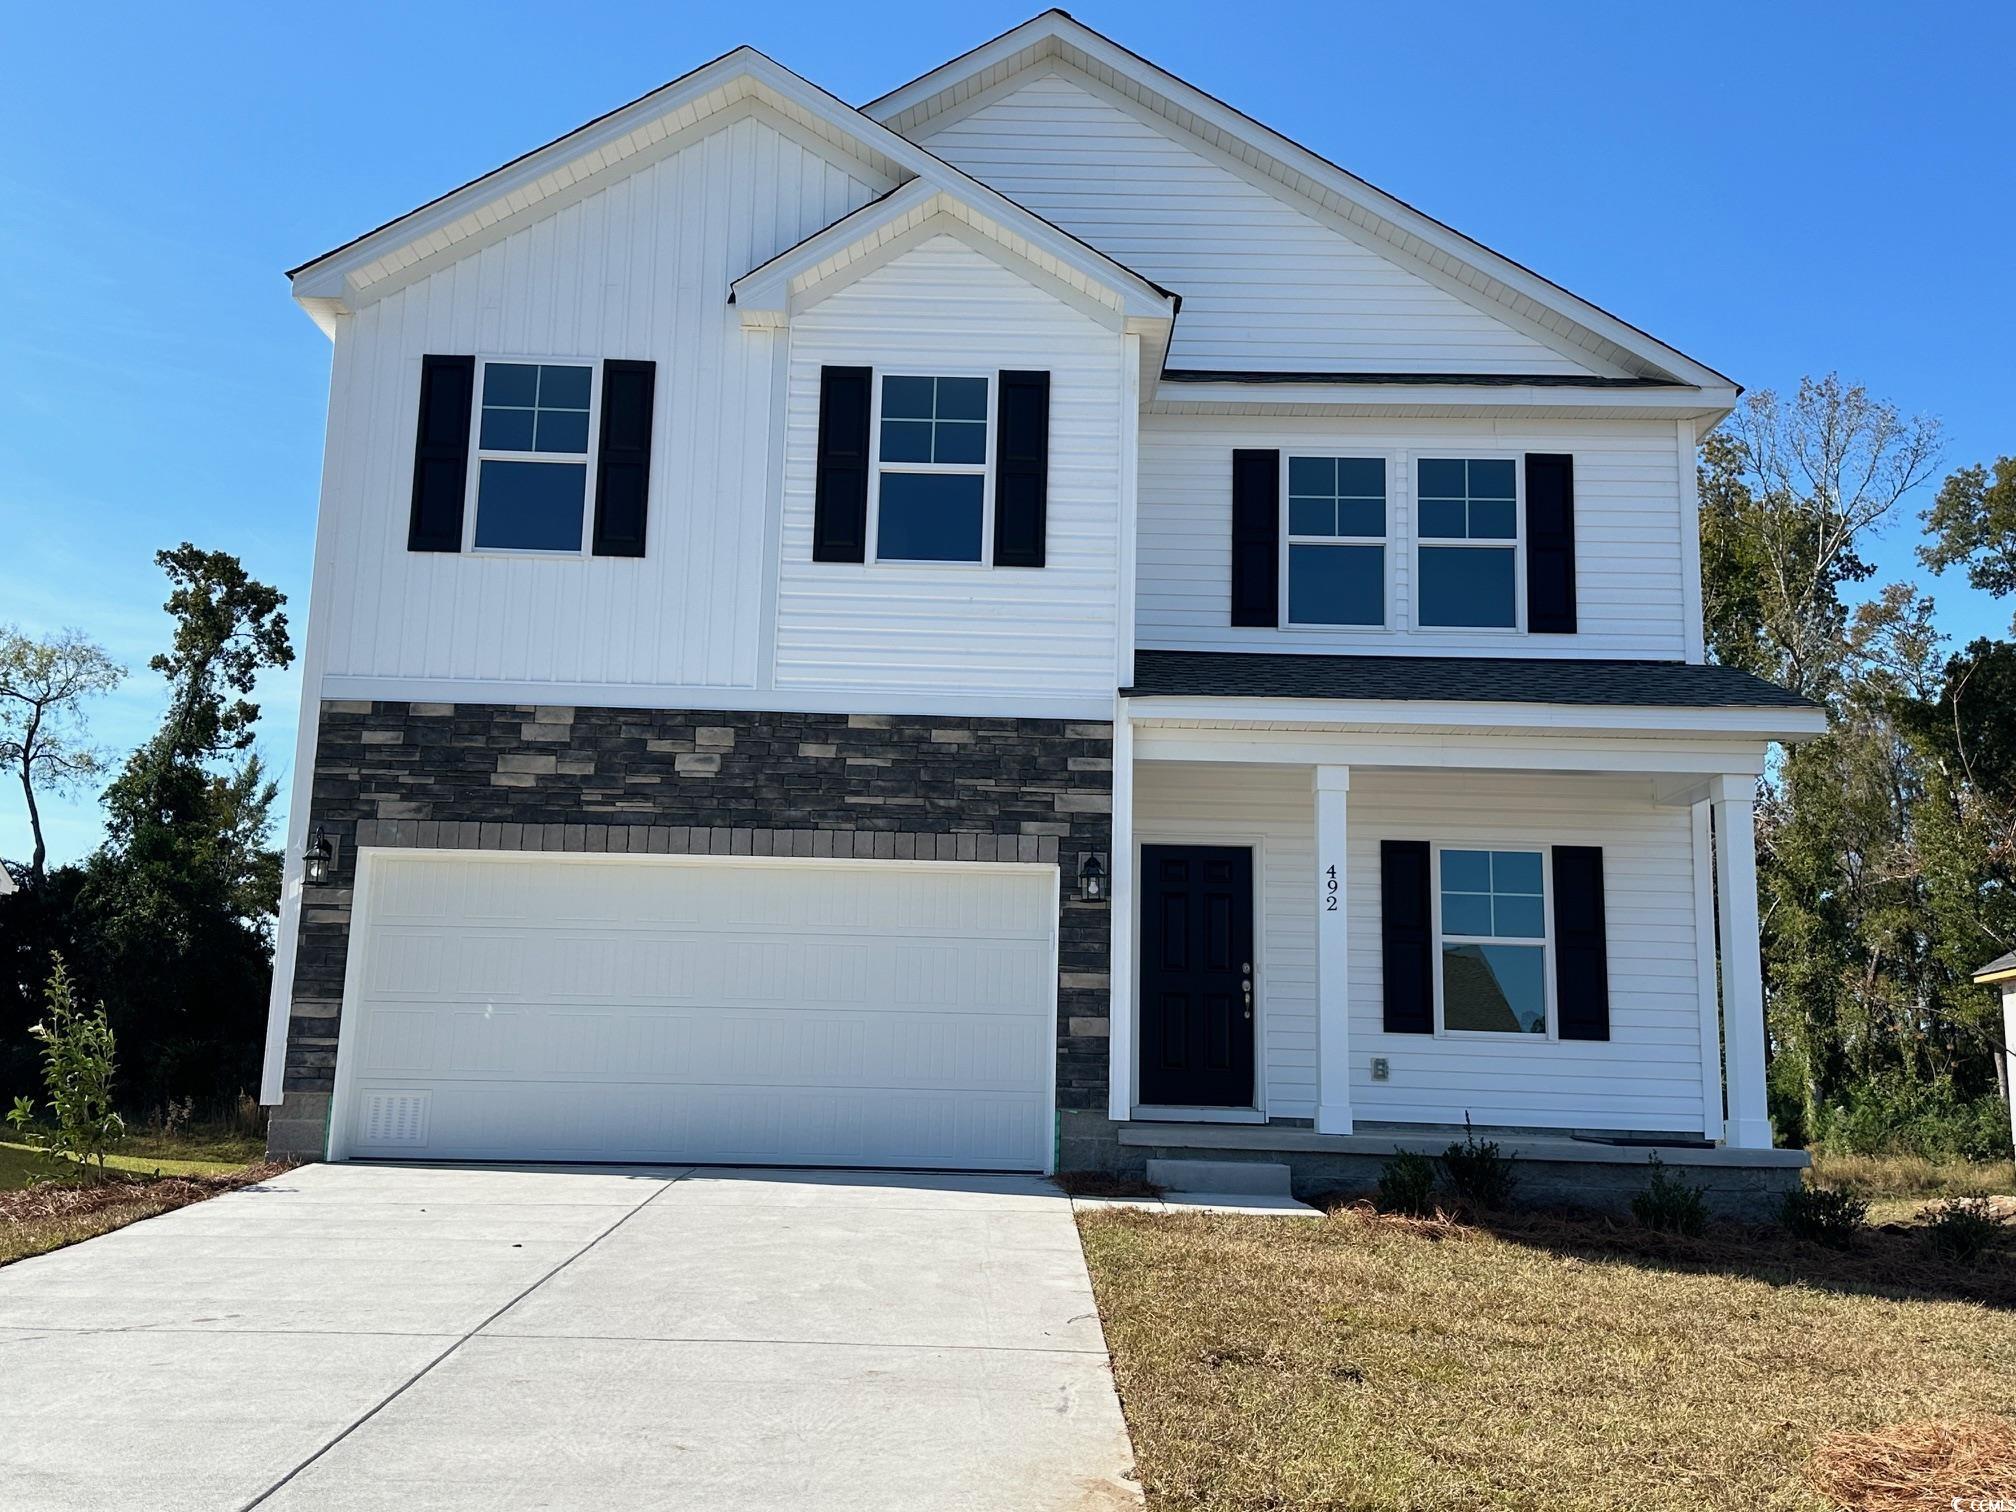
[
  {"left": 1125, "top": 695, "right": 1828, "bottom": 742},
  {"left": 867, "top": 14, "right": 1734, "bottom": 392},
  {"left": 1149, "top": 380, "right": 1741, "bottom": 420}
]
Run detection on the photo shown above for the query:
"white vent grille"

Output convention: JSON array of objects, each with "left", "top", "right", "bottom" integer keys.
[{"left": 359, "top": 1090, "right": 431, "bottom": 1148}]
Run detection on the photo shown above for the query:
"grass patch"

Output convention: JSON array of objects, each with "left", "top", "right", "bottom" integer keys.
[
  {"left": 1078, "top": 1203, "right": 2016, "bottom": 1510},
  {"left": 0, "top": 1161, "right": 288, "bottom": 1267},
  {"left": 0, "top": 1128, "right": 266, "bottom": 1189}
]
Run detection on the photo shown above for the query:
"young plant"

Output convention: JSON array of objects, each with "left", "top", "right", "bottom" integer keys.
[
  {"left": 1781, "top": 1183, "right": 1868, "bottom": 1247},
  {"left": 17, "top": 954, "right": 125, "bottom": 1180},
  {"left": 1374, "top": 1151, "right": 1438, "bottom": 1216},
  {"left": 1440, "top": 1115, "right": 1518, "bottom": 1211},
  {"left": 1918, "top": 1198, "right": 2008, "bottom": 1264},
  {"left": 1630, "top": 1153, "right": 1708, "bottom": 1236}
]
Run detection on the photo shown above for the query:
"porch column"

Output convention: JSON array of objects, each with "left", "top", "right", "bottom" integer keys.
[
  {"left": 1315, "top": 765, "right": 1352, "bottom": 1134},
  {"left": 1107, "top": 710, "right": 1136, "bottom": 1122},
  {"left": 1710, "top": 774, "right": 1773, "bottom": 1149}
]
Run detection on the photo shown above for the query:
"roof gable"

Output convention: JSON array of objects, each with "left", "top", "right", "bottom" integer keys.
[{"left": 867, "top": 12, "right": 1737, "bottom": 396}]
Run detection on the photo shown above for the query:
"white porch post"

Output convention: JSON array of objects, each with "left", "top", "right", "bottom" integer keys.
[
  {"left": 1106, "top": 709, "right": 1135, "bottom": 1122},
  {"left": 1314, "top": 765, "right": 1352, "bottom": 1134},
  {"left": 1711, "top": 774, "right": 1774, "bottom": 1149}
]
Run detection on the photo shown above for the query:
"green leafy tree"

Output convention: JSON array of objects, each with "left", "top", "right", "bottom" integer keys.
[
  {"left": 5, "top": 954, "right": 125, "bottom": 1179},
  {"left": 1921, "top": 456, "right": 2016, "bottom": 625},
  {"left": 0, "top": 627, "right": 123, "bottom": 884}
]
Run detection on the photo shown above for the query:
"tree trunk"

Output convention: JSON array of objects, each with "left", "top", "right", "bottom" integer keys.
[{"left": 17, "top": 704, "right": 46, "bottom": 885}]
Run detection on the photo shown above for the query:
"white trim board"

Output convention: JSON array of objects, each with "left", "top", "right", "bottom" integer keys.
[{"left": 315, "top": 676, "right": 1117, "bottom": 722}]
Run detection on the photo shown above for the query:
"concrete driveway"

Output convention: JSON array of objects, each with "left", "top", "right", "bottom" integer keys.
[{"left": 0, "top": 1163, "right": 1140, "bottom": 1510}]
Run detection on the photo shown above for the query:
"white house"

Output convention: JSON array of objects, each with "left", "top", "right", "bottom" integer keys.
[{"left": 261, "top": 12, "right": 1824, "bottom": 1209}]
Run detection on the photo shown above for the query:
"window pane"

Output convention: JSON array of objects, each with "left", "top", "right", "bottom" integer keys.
[
  {"left": 1288, "top": 456, "right": 1334, "bottom": 495},
  {"left": 877, "top": 472, "right": 984, "bottom": 562},
  {"left": 1444, "top": 944, "right": 1546, "bottom": 1032},
  {"left": 537, "top": 364, "right": 591, "bottom": 409},
  {"left": 933, "top": 419, "right": 987, "bottom": 465},
  {"left": 882, "top": 376, "right": 935, "bottom": 420},
  {"left": 935, "top": 377, "right": 988, "bottom": 421},
  {"left": 1470, "top": 499, "right": 1517, "bottom": 540},
  {"left": 1493, "top": 894, "right": 1545, "bottom": 939},
  {"left": 1337, "top": 457, "right": 1385, "bottom": 497},
  {"left": 1289, "top": 497, "right": 1336, "bottom": 536},
  {"left": 880, "top": 420, "right": 933, "bottom": 464},
  {"left": 1336, "top": 498, "right": 1384, "bottom": 537},
  {"left": 474, "top": 461, "right": 586, "bottom": 550},
  {"left": 1442, "top": 849, "right": 1491, "bottom": 892},
  {"left": 479, "top": 407, "right": 536, "bottom": 451},
  {"left": 1288, "top": 544, "right": 1382, "bottom": 625},
  {"left": 1419, "top": 498, "right": 1466, "bottom": 539},
  {"left": 1469, "top": 458, "right": 1516, "bottom": 499},
  {"left": 534, "top": 408, "right": 590, "bottom": 454},
  {"left": 483, "top": 363, "right": 538, "bottom": 407},
  {"left": 1442, "top": 892, "right": 1493, "bottom": 936},
  {"left": 1418, "top": 458, "right": 1467, "bottom": 499},
  {"left": 1419, "top": 547, "right": 1515, "bottom": 627},
  {"left": 1492, "top": 851, "right": 1543, "bottom": 894}
]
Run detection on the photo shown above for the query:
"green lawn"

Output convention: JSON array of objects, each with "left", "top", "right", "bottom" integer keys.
[{"left": 0, "top": 1129, "right": 266, "bottom": 1189}]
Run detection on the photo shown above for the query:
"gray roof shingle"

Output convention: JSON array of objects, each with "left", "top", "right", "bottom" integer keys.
[{"left": 1123, "top": 650, "right": 1817, "bottom": 710}]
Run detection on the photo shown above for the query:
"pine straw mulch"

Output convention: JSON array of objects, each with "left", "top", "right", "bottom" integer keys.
[
  {"left": 1807, "top": 1417, "right": 2016, "bottom": 1510},
  {"left": 0, "top": 1160, "right": 291, "bottom": 1265}
]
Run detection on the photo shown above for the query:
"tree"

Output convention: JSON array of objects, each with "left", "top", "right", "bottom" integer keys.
[
  {"left": 0, "top": 628, "right": 123, "bottom": 885},
  {"left": 1920, "top": 455, "right": 2016, "bottom": 623}
]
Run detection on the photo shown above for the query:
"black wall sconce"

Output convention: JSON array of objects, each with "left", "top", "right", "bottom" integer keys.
[
  {"left": 1079, "top": 852, "right": 1105, "bottom": 902},
  {"left": 304, "top": 826, "right": 338, "bottom": 887}
]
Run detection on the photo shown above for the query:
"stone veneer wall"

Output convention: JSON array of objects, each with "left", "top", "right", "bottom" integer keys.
[{"left": 269, "top": 700, "right": 1113, "bottom": 1160}]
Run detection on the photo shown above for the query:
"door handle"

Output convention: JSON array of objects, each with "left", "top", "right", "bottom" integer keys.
[{"left": 1242, "top": 962, "right": 1253, "bottom": 1018}]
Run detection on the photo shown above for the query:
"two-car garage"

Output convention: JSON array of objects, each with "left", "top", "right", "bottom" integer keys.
[{"left": 326, "top": 851, "right": 1059, "bottom": 1171}]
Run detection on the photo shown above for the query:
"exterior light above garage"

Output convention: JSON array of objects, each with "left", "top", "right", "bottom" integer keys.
[{"left": 304, "top": 827, "right": 336, "bottom": 887}]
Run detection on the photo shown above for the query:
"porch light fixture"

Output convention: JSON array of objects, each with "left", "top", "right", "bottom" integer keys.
[
  {"left": 1079, "top": 853, "right": 1105, "bottom": 902},
  {"left": 304, "top": 826, "right": 336, "bottom": 887}
]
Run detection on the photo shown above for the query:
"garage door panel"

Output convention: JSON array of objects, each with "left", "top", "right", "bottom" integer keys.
[{"left": 339, "top": 856, "right": 1057, "bottom": 1170}]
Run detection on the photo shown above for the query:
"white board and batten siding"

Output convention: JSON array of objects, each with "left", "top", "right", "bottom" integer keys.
[
  {"left": 334, "top": 851, "right": 1060, "bottom": 1170},
  {"left": 772, "top": 232, "right": 1126, "bottom": 701},
  {"left": 311, "top": 109, "right": 886, "bottom": 697},
  {"left": 1137, "top": 414, "right": 1694, "bottom": 660},
  {"left": 916, "top": 66, "right": 1603, "bottom": 377},
  {"left": 1135, "top": 763, "right": 1710, "bottom": 1135}
]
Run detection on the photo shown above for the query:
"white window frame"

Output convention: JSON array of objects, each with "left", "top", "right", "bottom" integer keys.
[
  {"left": 1279, "top": 452, "right": 1393, "bottom": 630},
  {"left": 463, "top": 355, "right": 603, "bottom": 558},
  {"left": 868, "top": 368, "right": 996, "bottom": 568},
  {"left": 1410, "top": 451, "right": 1525, "bottom": 633},
  {"left": 1430, "top": 841, "right": 1556, "bottom": 1041}
]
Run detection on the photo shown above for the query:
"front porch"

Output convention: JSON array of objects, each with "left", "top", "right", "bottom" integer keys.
[{"left": 1066, "top": 654, "right": 1828, "bottom": 1212}]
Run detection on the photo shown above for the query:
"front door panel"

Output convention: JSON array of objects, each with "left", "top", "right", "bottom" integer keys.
[{"left": 1139, "top": 844, "right": 1256, "bottom": 1108}]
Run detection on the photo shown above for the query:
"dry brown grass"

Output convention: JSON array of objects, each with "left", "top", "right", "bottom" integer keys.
[
  {"left": 1807, "top": 1417, "right": 2016, "bottom": 1510},
  {"left": 1810, "top": 1151, "right": 2016, "bottom": 1201},
  {"left": 0, "top": 1162, "right": 289, "bottom": 1266},
  {"left": 1078, "top": 1204, "right": 2016, "bottom": 1511}
]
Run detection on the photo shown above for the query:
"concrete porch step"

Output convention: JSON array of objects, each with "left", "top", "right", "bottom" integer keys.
[{"left": 1146, "top": 1158, "right": 1293, "bottom": 1195}]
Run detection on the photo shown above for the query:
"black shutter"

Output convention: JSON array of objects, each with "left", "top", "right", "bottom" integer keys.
[
  {"left": 812, "top": 365, "right": 872, "bottom": 563},
  {"left": 1553, "top": 845, "right": 1610, "bottom": 1040},
  {"left": 1381, "top": 840, "right": 1434, "bottom": 1034},
  {"left": 408, "top": 355, "right": 474, "bottom": 552},
  {"left": 1526, "top": 452, "right": 1577, "bottom": 633},
  {"left": 993, "top": 370, "right": 1050, "bottom": 567},
  {"left": 1230, "top": 448, "right": 1280, "bottom": 626},
  {"left": 591, "top": 359, "right": 655, "bottom": 558}
]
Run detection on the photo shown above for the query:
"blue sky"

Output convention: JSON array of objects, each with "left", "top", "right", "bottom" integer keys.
[{"left": 2, "top": 1, "right": 2011, "bottom": 868}]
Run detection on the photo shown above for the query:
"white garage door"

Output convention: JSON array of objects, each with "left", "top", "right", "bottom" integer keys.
[{"left": 330, "top": 852, "right": 1058, "bottom": 1170}]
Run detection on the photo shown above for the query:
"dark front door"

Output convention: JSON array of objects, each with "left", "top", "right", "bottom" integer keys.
[{"left": 1139, "top": 844, "right": 1256, "bottom": 1108}]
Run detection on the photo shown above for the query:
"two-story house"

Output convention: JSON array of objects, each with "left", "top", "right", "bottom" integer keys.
[{"left": 261, "top": 12, "right": 1824, "bottom": 1210}]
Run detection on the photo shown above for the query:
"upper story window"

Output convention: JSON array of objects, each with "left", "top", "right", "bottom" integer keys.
[
  {"left": 1285, "top": 456, "right": 1385, "bottom": 626},
  {"left": 874, "top": 374, "right": 990, "bottom": 562},
  {"left": 471, "top": 361, "right": 597, "bottom": 552},
  {"left": 1416, "top": 457, "right": 1519, "bottom": 628},
  {"left": 1439, "top": 847, "right": 1547, "bottom": 1034}
]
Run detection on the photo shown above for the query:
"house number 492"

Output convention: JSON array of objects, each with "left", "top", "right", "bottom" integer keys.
[{"left": 1323, "top": 864, "right": 1339, "bottom": 912}]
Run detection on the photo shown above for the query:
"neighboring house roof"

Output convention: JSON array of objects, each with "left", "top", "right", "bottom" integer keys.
[
  {"left": 1974, "top": 951, "right": 2016, "bottom": 986},
  {"left": 286, "top": 43, "right": 1175, "bottom": 337},
  {"left": 1124, "top": 650, "right": 1819, "bottom": 711},
  {"left": 864, "top": 10, "right": 1738, "bottom": 397}
]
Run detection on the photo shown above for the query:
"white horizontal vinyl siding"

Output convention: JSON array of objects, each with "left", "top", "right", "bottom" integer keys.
[
  {"left": 1132, "top": 764, "right": 1707, "bottom": 1133},
  {"left": 773, "top": 233, "right": 1125, "bottom": 699},
  {"left": 1138, "top": 414, "right": 1690, "bottom": 659},
  {"left": 917, "top": 67, "right": 1596, "bottom": 376},
  {"left": 315, "top": 110, "right": 883, "bottom": 694}
]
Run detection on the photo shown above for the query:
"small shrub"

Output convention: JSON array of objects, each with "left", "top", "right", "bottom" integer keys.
[
  {"left": 1374, "top": 1151, "right": 1437, "bottom": 1215},
  {"left": 1440, "top": 1115, "right": 1518, "bottom": 1210},
  {"left": 1918, "top": 1198, "right": 2009, "bottom": 1264},
  {"left": 1782, "top": 1183, "right": 1868, "bottom": 1246},
  {"left": 1630, "top": 1153, "right": 1708, "bottom": 1236},
  {"left": 12, "top": 954, "right": 125, "bottom": 1180}
]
